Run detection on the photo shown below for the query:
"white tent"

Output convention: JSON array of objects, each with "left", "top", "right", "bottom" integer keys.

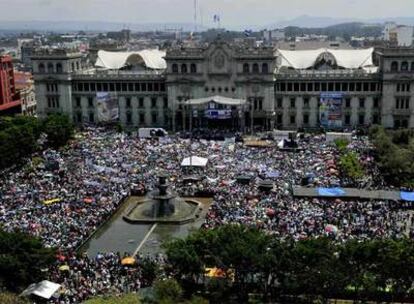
[
  {"left": 21, "top": 280, "right": 61, "bottom": 299},
  {"left": 181, "top": 156, "right": 208, "bottom": 167},
  {"left": 277, "top": 48, "right": 374, "bottom": 70},
  {"left": 95, "top": 49, "right": 166, "bottom": 70},
  {"left": 184, "top": 95, "right": 246, "bottom": 106}
]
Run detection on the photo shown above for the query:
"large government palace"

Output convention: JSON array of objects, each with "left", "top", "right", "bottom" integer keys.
[{"left": 31, "top": 39, "right": 414, "bottom": 131}]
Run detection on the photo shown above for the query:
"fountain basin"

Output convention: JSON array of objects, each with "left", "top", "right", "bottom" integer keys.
[{"left": 123, "top": 198, "right": 202, "bottom": 225}]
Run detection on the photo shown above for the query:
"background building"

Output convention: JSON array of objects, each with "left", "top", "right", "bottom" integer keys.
[{"left": 0, "top": 55, "right": 21, "bottom": 114}]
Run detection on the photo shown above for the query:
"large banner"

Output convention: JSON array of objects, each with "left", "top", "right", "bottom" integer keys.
[
  {"left": 96, "top": 92, "right": 119, "bottom": 122},
  {"left": 205, "top": 101, "right": 232, "bottom": 119},
  {"left": 319, "top": 92, "right": 343, "bottom": 128}
]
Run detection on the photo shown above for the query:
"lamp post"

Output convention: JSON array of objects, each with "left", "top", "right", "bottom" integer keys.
[{"left": 251, "top": 84, "right": 260, "bottom": 135}]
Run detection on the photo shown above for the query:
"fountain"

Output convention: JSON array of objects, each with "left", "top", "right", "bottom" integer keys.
[{"left": 123, "top": 174, "right": 202, "bottom": 224}]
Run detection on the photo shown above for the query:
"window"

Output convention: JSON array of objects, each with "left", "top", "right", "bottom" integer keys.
[
  {"left": 411, "top": 62, "right": 414, "bottom": 71},
  {"left": 303, "top": 97, "right": 310, "bottom": 108},
  {"left": 122, "top": 83, "right": 127, "bottom": 91},
  {"left": 126, "top": 112, "right": 132, "bottom": 124},
  {"left": 71, "top": 62, "right": 75, "bottom": 71},
  {"left": 139, "top": 113, "right": 145, "bottom": 124},
  {"left": 128, "top": 83, "right": 134, "bottom": 91},
  {"left": 276, "top": 98, "right": 282, "bottom": 108},
  {"left": 373, "top": 97, "right": 379, "bottom": 108},
  {"left": 276, "top": 114, "right": 283, "bottom": 124},
  {"left": 345, "top": 98, "right": 351, "bottom": 108},
  {"left": 301, "top": 83, "right": 306, "bottom": 92},
  {"left": 290, "top": 115, "right": 296, "bottom": 124},
  {"left": 307, "top": 83, "right": 313, "bottom": 92},
  {"left": 47, "top": 63, "right": 54, "bottom": 73},
  {"left": 252, "top": 63, "right": 259, "bottom": 73},
  {"left": 126, "top": 98, "right": 131, "bottom": 108},
  {"left": 290, "top": 98, "right": 295, "bottom": 108},
  {"left": 262, "top": 63, "right": 269, "bottom": 74},
  {"left": 151, "top": 97, "right": 157, "bottom": 108},
  {"left": 39, "top": 63, "right": 45, "bottom": 73},
  {"left": 181, "top": 64, "right": 187, "bottom": 74},
  {"left": 315, "top": 83, "right": 320, "bottom": 91},
  {"left": 89, "top": 112, "right": 94, "bottom": 123},
  {"left": 243, "top": 63, "right": 249, "bottom": 73},
  {"left": 154, "top": 83, "right": 159, "bottom": 92},
  {"left": 190, "top": 63, "right": 197, "bottom": 73},
  {"left": 359, "top": 114, "right": 364, "bottom": 125},
  {"left": 141, "top": 83, "right": 147, "bottom": 91},
  {"left": 359, "top": 98, "right": 365, "bottom": 108},
  {"left": 75, "top": 97, "right": 81, "bottom": 107},
  {"left": 303, "top": 114, "right": 309, "bottom": 125},
  {"left": 152, "top": 113, "right": 157, "bottom": 124},
  {"left": 172, "top": 64, "right": 178, "bottom": 73},
  {"left": 294, "top": 83, "right": 299, "bottom": 92},
  {"left": 109, "top": 83, "right": 115, "bottom": 92},
  {"left": 373, "top": 114, "right": 380, "bottom": 124},
  {"left": 76, "top": 112, "right": 82, "bottom": 123},
  {"left": 139, "top": 97, "right": 144, "bottom": 108},
  {"left": 76, "top": 62, "right": 79, "bottom": 70},
  {"left": 401, "top": 61, "right": 409, "bottom": 71},
  {"left": 345, "top": 114, "right": 351, "bottom": 125},
  {"left": 391, "top": 61, "right": 399, "bottom": 72},
  {"left": 56, "top": 63, "right": 63, "bottom": 73},
  {"left": 97, "top": 83, "right": 102, "bottom": 91},
  {"left": 148, "top": 83, "right": 153, "bottom": 91},
  {"left": 88, "top": 97, "right": 93, "bottom": 107},
  {"left": 163, "top": 97, "right": 168, "bottom": 108}
]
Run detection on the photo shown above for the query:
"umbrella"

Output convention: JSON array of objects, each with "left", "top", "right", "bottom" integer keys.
[
  {"left": 266, "top": 208, "right": 276, "bottom": 217},
  {"left": 325, "top": 224, "right": 339, "bottom": 235},
  {"left": 83, "top": 197, "right": 94, "bottom": 204},
  {"left": 56, "top": 254, "right": 66, "bottom": 262},
  {"left": 59, "top": 265, "right": 70, "bottom": 271},
  {"left": 121, "top": 257, "right": 136, "bottom": 266}
]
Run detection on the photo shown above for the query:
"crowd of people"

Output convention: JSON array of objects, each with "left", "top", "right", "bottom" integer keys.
[{"left": 0, "top": 127, "right": 413, "bottom": 302}]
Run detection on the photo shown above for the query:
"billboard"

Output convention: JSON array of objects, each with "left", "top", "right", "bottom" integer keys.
[
  {"left": 205, "top": 109, "right": 232, "bottom": 119},
  {"left": 96, "top": 92, "right": 119, "bottom": 122},
  {"left": 319, "top": 92, "right": 343, "bottom": 128}
]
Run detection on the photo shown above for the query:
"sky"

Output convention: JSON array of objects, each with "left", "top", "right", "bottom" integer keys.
[{"left": 1, "top": 0, "right": 414, "bottom": 28}]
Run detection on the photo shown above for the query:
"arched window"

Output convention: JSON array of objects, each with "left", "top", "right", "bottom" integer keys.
[
  {"left": 391, "top": 61, "right": 399, "bottom": 72},
  {"left": 56, "top": 63, "right": 63, "bottom": 73},
  {"left": 243, "top": 63, "right": 250, "bottom": 73},
  {"left": 401, "top": 61, "right": 409, "bottom": 71},
  {"left": 172, "top": 63, "right": 178, "bottom": 73},
  {"left": 190, "top": 63, "right": 197, "bottom": 73},
  {"left": 76, "top": 62, "right": 80, "bottom": 70},
  {"left": 71, "top": 62, "right": 75, "bottom": 71},
  {"left": 39, "top": 63, "right": 45, "bottom": 73},
  {"left": 252, "top": 63, "right": 259, "bottom": 73},
  {"left": 262, "top": 63, "right": 269, "bottom": 74},
  {"left": 181, "top": 64, "right": 187, "bottom": 74},
  {"left": 47, "top": 63, "right": 54, "bottom": 73}
]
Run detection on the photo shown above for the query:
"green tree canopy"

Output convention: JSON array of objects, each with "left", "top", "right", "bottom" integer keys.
[{"left": 0, "top": 229, "right": 55, "bottom": 292}]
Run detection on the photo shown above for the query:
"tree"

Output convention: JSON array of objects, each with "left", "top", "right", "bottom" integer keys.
[
  {"left": 0, "top": 229, "right": 55, "bottom": 291},
  {"left": 153, "top": 279, "right": 183, "bottom": 303},
  {"left": 41, "top": 114, "right": 74, "bottom": 148},
  {"left": 0, "top": 293, "right": 29, "bottom": 304},
  {"left": 83, "top": 294, "right": 141, "bottom": 304}
]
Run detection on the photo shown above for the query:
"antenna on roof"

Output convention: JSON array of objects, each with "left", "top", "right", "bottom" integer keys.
[{"left": 194, "top": 0, "right": 198, "bottom": 33}]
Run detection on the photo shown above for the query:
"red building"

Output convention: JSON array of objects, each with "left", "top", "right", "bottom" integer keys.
[{"left": 0, "top": 55, "right": 21, "bottom": 114}]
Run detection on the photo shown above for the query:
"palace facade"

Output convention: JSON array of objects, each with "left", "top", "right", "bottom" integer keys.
[{"left": 31, "top": 40, "right": 414, "bottom": 131}]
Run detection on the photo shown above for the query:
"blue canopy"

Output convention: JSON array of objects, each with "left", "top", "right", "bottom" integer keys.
[
  {"left": 400, "top": 191, "right": 414, "bottom": 202},
  {"left": 266, "top": 171, "right": 280, "bottom": 178},
  {"left": 318, "top": 187, "right": 346, "bottom": 197}
]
